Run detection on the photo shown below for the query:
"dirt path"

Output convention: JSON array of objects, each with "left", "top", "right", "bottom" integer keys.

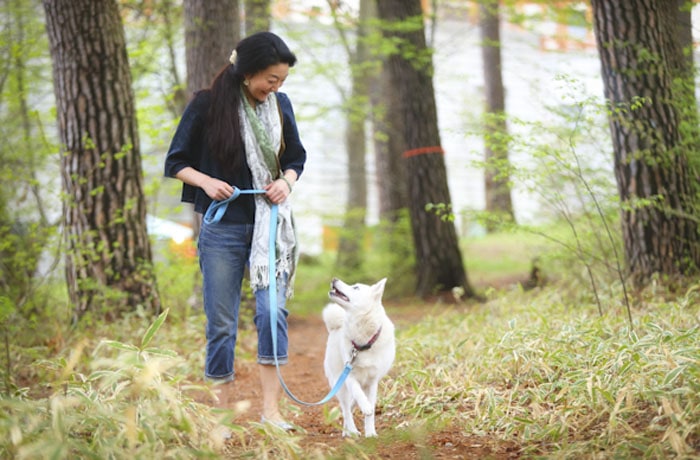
[{"left": 204, "top": 309, "right": 520, "bottom": 459}]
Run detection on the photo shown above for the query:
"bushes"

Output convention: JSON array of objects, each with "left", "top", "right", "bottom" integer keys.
[{"left": 0, "top": 309, "right": 228, "bottom": 459}]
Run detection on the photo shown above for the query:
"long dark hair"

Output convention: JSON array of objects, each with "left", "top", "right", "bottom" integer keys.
[{"left": 207, "top": 32, "right": 297, "bottom": 175}]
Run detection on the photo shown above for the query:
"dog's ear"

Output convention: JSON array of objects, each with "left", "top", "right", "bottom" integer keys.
[{"left": 372, "top": 278, "right": 387, "bottom": 299}]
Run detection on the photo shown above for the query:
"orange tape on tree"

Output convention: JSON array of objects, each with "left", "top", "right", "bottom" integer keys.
[{"left": 401, "top": 146, "right": 444, "bottom": 158}]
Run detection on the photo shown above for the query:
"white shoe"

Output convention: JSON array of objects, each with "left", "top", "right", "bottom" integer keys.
[
  {"left": 260, "top": 416, "right": 294, "bottom": 431},
  {"left": 213, "top": 425, "right": 232, "bottom": 440}
]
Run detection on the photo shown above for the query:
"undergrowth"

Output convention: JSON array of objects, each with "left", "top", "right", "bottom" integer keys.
[
  {"left": 390, "top": 281, "right": 700, "bottom": 458},
  {"left": 2, "top": 240, "right": 700, "bottom": 458}
]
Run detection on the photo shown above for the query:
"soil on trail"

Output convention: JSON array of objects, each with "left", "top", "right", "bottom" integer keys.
[{"left": 197, "top": 307, "right": 521, "bottom": 459}]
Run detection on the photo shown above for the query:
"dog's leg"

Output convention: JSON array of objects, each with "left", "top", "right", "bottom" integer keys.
[
  {"left": 337, "top": 387, "right": 359, "bottom": 437},
  {"left": 363, "top": 380, "right": 380, "bottom": 437},
  {"left": 346, "top": 376, "right": 373, "bottom": 418}
]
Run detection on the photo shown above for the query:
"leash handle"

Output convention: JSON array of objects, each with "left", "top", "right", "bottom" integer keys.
[
  {"left": 203, "top": 186, "right": 265, "bottom": 225},
  {"left": 203, "top": 186, "right": 351, "bottom": 406}
]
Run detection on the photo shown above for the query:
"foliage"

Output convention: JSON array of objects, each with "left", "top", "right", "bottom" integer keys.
[
  {"left": 0, "top": 0, "right": 67, "bottom": 393},
  {"left": 0, "top": 309, "right": 231, "bottom": 459},
  {"left": 390, "top": 280, "right": 700, "bottom": 457},
  {"left": 4, "top": 233, "right": 700, "bottom": 458},
  {"left": 295, "top": 212, "right": 416, "bottom": 305},
  {"left": 503, "top": 0, "right": 591, "bottom": 33},
  {"left": 362, "top": 211, "right": 417, "bottom": 299},
  {"left": 463, "top": 73, "right": 636, "bottom": 322}
]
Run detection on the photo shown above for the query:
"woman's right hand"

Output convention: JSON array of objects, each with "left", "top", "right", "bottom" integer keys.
[
  {"left": 175, "top": 167, "right": 233, "bottom": 201},
  {"left": 202, "top": 177, "right": 234, "bottom": 201}
]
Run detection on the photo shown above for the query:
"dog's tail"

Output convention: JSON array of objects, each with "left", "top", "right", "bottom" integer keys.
[{"left": 322, "top": 303, "right": 345, "bottom": 332}]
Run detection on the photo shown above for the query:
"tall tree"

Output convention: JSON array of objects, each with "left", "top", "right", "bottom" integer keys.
[
  {"left": 328, "top": 0, "right": 371, "bottom": 273},
  {"left": 244, "top": 0, "right": 271, "bottom": 35},
  {"left": 376, "top": 0, "right": 475, "bottom": 298},
  {"left": 480, "top": 0, "right": 514, "bottom": 230},
  {"left": 590, "top": 0, "right": 700, "bottom": 285},
  {"left": 43, "top": 0, "right": 159, "bottom": 319}
]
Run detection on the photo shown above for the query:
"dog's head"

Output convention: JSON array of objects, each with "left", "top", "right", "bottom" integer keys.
[{"left": 328, "top": 277, "right": 387, "bottom": 311}]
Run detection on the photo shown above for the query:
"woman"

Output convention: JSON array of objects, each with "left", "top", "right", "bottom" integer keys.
[{"left": 164, "top": 32, "right": 306, "bottom": 430}]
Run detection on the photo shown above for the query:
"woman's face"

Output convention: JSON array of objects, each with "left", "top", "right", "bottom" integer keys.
[{"left": 244, "top": 63, "right": 290, "bottom": 103}]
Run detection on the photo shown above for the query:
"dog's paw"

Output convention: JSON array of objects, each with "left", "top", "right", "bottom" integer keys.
[
  {"left": 365, "top": 430, "right": 377, "bottom": 438},
  {"left": 359, "top": 402, "right": 374, "bottom": 417},
  {"left": 342, "top": 428, "right": 361, "bottom": 437}
]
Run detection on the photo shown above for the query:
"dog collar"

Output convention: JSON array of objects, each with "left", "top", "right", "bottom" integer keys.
[{"left": 352, "top": 326, "right": 383, "bottom": 352}]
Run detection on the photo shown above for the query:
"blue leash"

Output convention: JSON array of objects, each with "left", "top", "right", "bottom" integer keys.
[{"left": 204, "top": 186, "right": 353, "bottom": 406}]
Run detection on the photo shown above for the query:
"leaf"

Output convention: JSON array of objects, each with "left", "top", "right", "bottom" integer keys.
[
  {"left": 141, "top": 308, "right": 169, "bottom": 350},
  {"left": 102, "top": 340, "right": 139, "bottom": 352},
  {"left": 663, "top": 366, "right": 685, "bottom": 387},
  {"left": 143, "top": 347, "right": 179, "bottom": 358}
]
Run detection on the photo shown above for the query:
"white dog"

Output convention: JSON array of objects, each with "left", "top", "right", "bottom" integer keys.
[{"left": 323, "top": 277, "right": 395, "bottom": 437}]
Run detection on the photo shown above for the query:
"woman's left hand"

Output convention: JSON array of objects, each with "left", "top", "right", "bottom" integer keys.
[{"left": 264, "top": 178, "right": 291, "bottom": 204}]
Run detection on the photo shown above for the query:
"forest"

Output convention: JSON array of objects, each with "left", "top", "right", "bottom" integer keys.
[{"left": 1, "top": 0, "right": 699, "bottom": 458}]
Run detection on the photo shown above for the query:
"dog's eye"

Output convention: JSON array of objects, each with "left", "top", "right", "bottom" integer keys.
[{"left": 352, "top": 285, "right": 359, "bottom": 290}]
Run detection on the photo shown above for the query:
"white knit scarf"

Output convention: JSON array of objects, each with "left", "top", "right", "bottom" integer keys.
[{"left": 240, "top": 91, "right": 297, "bottom": 297}]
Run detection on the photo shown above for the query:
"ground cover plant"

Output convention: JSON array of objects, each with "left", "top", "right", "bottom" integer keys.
[{"left": 1, "top": 229, "right": 699, "bottom": 458}]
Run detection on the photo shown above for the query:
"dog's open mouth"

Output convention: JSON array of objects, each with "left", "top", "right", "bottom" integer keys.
[{"left": 330, "top": 286, "right": 349, "bottom": 302}]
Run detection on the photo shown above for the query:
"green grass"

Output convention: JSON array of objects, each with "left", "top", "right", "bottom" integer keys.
[
  {"left": 462, "top": 228, "right": 544, "bottom": 286},
  {"left": 2, "top": 227, "right": 699, "bottom": 458},
  {"left": 389, "top": 283, "right": 700, "bottom": 457}
]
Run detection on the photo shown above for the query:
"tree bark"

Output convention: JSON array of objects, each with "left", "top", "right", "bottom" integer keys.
[
  {"left": 590, "top": 0, "right": 700, "bottom": 285},
  {"left": 43, "top": 0, "right": 159, "bottom": 319},
  {"left": 184, "top": 0, "right": 239, "bottom": 96},
  {"left": 376, "top": 0, "right": 474, "bottom": 298},
  {"left": 184, "top": 0, "right": 239, "bottom": 242},
  {"left": 480, "top": 0, "right": 514, "bottom": 231},
  {"left": 372, "top": 0, "right": 407, "bottom": 219}
]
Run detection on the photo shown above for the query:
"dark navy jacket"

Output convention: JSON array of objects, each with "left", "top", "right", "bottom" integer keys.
[{"left": 164, "top": 90, "right": 306, "bottom": 223}]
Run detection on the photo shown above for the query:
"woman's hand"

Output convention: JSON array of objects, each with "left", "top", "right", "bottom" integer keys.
[
  {"left": 202, "top": 177, "right": 234, "bottom": 201},
  {"left": 175, "top": 167, "right": 233, "bottom": 201},
  {"left": 264, "top": 178, "right": 291, "bottom": 204}
]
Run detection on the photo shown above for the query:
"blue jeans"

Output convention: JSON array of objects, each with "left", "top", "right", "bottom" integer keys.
[{"left": 198, "top": 220, "right": 289, "bottom": 382}]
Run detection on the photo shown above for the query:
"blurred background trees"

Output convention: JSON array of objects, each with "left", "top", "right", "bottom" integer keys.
[
  {"left": 0, "top": 0, "right": 698, "bottom": 328},
  {"left": 0, "top": 0, "right": 56, "bottom": 319},
  {"left": 480, "top": 0, "right": 515, "bottom": 231}
]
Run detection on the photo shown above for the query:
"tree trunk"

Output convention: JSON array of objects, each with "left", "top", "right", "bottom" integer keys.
[
  {"left": 376, "top": 60, "right": 409, "bottom": 219},
  {"left": 43, "top": 0, "right": 159, "bottom": 319},
  {"left": 480, "top": 0, "right": 514, "bottom": 231},
  {"left": 591, "top": 0, "right": 700, "bottom": 285},
  {"left": 184, "top": 0, "right": 239, "bottom": 236},
  {"left": 335, "top": 0, "right": 371, "bottom": 273},
  {"left": 184, "top": 0, "right": 239, "bottom": 96},
  {"left": 244, "top": 0, "right": 271, "bottom": 35},
  {"left": 376, "top": 0, "right": 474, "bottom": 298},
  {"left": 372, "top": 73, "right": 406, "bottom": 219}
]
